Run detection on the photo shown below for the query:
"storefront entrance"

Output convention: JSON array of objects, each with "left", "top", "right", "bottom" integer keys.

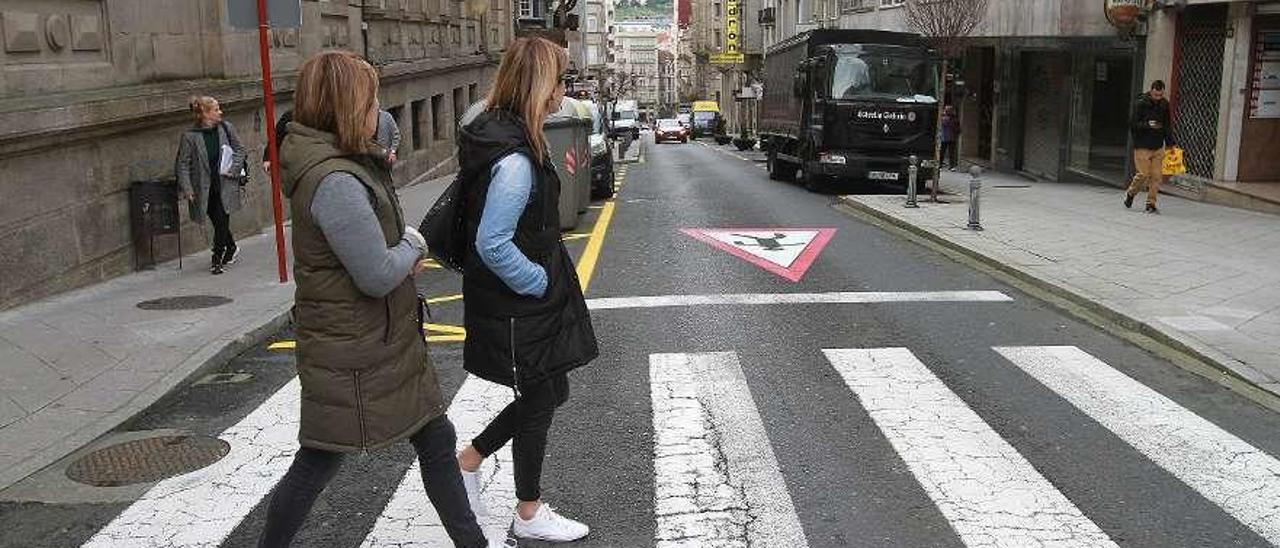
[
  {"left": 1019, "top": 51, "right": 1070, "bottom": 181},
  {"left": 1067, "top": 54, "right": 1135, "bottom": 183}
]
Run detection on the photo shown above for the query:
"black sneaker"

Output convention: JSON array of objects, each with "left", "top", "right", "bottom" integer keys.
[
  {"left": 1145, "top": 204, "right": 1159, "bottom": 214},
  {"left": 1124, "top": 194, "right": 1134, "bottom": 209},
  {"left": 221, "top": 246, "right": 239, "bottom": 266},
  {"left": 211, "top": 264, "right": 225, "bottom": 275}
]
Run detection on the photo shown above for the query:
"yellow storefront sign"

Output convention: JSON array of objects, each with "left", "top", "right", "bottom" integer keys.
[
  {"left": 711, "top": 53, "right": 745, "bottom": 65},
  {"left": 713, "top": 0, "right": 741, "bottom": 65}
]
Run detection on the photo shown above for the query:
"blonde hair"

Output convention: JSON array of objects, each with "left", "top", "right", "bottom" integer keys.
[
  {"left": 485, "top": 37, "right": 568, "bottom": 161},
  {"left": 188, "top": 96, "right": 217, "bottom": 124},
  {"left": 294, "top": 50, "right": 380, "bottom": 155}
]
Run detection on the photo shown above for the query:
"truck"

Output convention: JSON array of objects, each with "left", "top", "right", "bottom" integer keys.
[
  {"left": 760, "top": 29, "right": 940, "bottom": 191},
  {"left": 690, "top": 101, "right": 722, "bottom": 139},
  {"left": 609, "top": 99, "right": 640, "bottom": 140}
]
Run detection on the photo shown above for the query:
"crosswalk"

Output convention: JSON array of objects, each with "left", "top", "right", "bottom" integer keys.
[{"left": 77, "top": 345, "right": 1280, "bottom": 547}]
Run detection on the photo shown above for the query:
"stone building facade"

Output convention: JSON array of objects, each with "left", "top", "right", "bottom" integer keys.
[{"left": 0, "top": 0, "right": 510, "bottom": 310}]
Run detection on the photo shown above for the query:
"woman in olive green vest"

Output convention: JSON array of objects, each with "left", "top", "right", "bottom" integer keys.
[{"left": 259, "top": 50, "right": 496, "bottom": 548}]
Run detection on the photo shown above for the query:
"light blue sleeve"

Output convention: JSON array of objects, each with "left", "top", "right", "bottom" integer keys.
[{"left": 476, "top": 153, "right": 548, "bottom": 297}]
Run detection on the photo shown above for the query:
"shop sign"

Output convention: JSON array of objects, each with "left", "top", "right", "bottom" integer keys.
[
  {"left": 714, "top": 0, "right": 741, "bottom": 65},
  {"left": 1104, "top": 0, "right": 1145, "bottom": 29}
]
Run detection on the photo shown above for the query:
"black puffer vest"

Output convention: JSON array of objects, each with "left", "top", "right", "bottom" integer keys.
[{"left": 458, "top": 110, "right": 598, "bottom": 391}]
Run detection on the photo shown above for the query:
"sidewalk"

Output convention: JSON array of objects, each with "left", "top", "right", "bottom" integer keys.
[
  {"left": 841, "top": 170, "right": 1280, "bottom": 404},
  {"left": 0, "top": 174, "right": 453, "bottom": 492}
]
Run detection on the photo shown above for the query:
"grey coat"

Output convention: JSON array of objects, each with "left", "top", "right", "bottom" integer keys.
[{"left": 174, "top": 121, "right": 247, "bottom": 223}]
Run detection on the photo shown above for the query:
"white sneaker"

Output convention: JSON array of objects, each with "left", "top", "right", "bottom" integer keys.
[
  {"left": 511, "top": 504, "right": 589, "bottom": 542},
  {"left": 461, "top": 469, "right": 488, "bottom": 517}
]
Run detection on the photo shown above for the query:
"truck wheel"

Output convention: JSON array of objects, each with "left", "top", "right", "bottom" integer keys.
[
  {"left": 767, "top": 151, "right": 787, "bottom": 181},
  {"left": 798, "top": 167, "right": 824, "bottom": 193}
]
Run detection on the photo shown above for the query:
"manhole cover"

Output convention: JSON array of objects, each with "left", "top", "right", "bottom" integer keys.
[
  {"left": 66, "top": 435, "right": 230, "bottom": 487},
  {"left": 136, "top": 295, "right": 232, "bottom": 310}
]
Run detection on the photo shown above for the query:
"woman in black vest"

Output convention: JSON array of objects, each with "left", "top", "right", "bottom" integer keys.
[{"left": 455, "top": 37, "right": 599, "bottom": 542}]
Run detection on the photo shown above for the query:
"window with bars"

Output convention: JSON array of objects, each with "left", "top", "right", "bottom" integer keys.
[
  {"left": 519, "top": 0, "right": 533, "bottom": 18},
  {"left": 840, "top": 0, "right": 868, "bottom": 12}
]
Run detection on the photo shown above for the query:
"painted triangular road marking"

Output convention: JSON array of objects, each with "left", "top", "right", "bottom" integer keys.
[{"left": 681, "top": 228, "right": 836, "bottom": 282}]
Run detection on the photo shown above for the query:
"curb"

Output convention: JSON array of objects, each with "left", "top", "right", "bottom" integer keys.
[
  {"left": 836, "top": 196, "right": 1280, "bottom": 414},
  {"left": 0, "top": 307, "right": 293, "bottom": 492}
]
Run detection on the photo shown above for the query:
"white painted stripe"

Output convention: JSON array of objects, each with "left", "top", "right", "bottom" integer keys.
[
  {"left": 83, "top": 379, "right": 302, "bottom": 548},
  {"left": 996, "top": 345, "right": 1280, "bottom": 544},
  {"left": 362, "top": 376, "right": 515, "bottom": 547},
  {"left": 649, "top": 352, "right": 809, "bottom": 547},
  {"left": 588, "top": 290, "right": 1012, "bottom": 310},
  {"left": 823, "top": 348, "right": 1115, "bottom": 547}
]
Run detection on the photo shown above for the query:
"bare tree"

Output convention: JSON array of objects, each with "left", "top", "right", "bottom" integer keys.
[{"left": 904, "top": 0, "right": 989, "bottom": 201}]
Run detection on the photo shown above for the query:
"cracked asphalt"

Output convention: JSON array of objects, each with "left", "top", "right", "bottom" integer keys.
[{"left": 3, "top": 135, "right": 1280, "bottom": 547}]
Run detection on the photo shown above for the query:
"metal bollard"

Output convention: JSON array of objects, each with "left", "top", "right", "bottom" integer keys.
[
  {"left": 905, "top": 155, "right": 919, "bottom": 208},
  {"left": 966, "top": 165, "right": 984, "bottom": 231}
]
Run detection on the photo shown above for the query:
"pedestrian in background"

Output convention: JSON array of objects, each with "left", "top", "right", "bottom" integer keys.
[
  {"left": 454, "top": 36, "right": 599, "bottom": 543},
  {"left": 261, "top": 50, "right": 499, "bottom": 548},
  {"left": 1125, "top": 80, "right": 1175, "bottom": 214},
  {"left": 174, "top": 96, "right": 247, "bottom": 274},
  {"left": 940, "top": 104, "right": 960, "bottom": 171}
]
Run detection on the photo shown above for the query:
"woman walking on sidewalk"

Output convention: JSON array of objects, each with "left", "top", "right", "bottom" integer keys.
[
  {"left": 175, "top": 96, "right": 247, "bottom": 274},
  {"left": 260, "top": 50, "right": 499, "bottom": 548},
  {"left": 455, "top": 36, "right": 599, "bottom": 543}
]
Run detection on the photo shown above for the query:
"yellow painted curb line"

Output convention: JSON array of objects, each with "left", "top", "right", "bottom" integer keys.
[
  {"left": 425, "top": 294, "right": 463, "bottom": 304},
  {"left": 575, "top": 200, "right": 616, "bottom": 294}
]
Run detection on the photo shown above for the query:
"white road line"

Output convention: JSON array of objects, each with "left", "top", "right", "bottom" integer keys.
[
  {"left": 649, "top": 352, "right": 809, "bottom": 548},
  {"left": 82, "top": 379, "right": 302, "bottom": 548},
  {"left": 823, "top": 348, "right": 1116, "bottom": 548},
  {"left": 996, "top": 345, "right": 1280, "bottom": 544},
  {"left": 588, "top": 290, "right": 1012, "bottom": 310},
  {"left": 362, "top": 376, "right": 515, "bottom": 547}
]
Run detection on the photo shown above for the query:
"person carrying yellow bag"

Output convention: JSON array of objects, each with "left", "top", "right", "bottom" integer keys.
[
  {"left": 1124, "top": 80, "right": 1177, "bottom": 214},
  {"left": 1163, "top": 145, "right": 1187, "bottom": 177}
]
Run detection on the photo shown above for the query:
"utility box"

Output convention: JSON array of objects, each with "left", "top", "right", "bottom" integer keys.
[{"left": 129, "top": 179, "right": 183, "bottom": 270}]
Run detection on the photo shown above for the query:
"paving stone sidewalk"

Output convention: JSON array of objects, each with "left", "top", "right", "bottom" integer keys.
[
  {"left": 842, "top": 170, "right": 1280, "bottom": 402},
  {"left": 0, "top": 175, "right": 453, "bottom": 492}
]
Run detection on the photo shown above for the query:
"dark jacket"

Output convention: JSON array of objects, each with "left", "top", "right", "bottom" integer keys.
[
  {"left": 458, "top": 110, "right": 598, "bottom": 392},
  {"left": 280, "top": 122, "right": 445, "bottom": 452},
  {"left": 1131, "top": 93, "right": 1174, "bottom": 150}
]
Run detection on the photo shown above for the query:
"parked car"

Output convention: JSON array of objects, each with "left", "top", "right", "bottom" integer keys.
[
  {"left": 654, "top": 118, "right": 689, "bottom": 144},
  {"left": 584, "top": 101, "right": 615, "bottom": 199}
]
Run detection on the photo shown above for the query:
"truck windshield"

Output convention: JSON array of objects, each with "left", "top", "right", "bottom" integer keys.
[
  {"left": 830, "top": 54, "right": 937, "bottom": 102},
  {"left": 615, "top": 111, "right": 637, "bottom": 120},
  {"left": 693, "top": 111, "right": 717, "bottom": 121}
]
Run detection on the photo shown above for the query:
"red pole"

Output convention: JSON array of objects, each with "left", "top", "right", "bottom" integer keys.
[{"left": 257, "top": 0, "right": 289, "bottom": 283}]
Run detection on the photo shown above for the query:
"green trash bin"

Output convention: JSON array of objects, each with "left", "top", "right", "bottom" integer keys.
[
  {"left": 547, "top": 98, "right": 583, "bottom": 230},
  {"left": 571, "top": 100, "right": 594, "bottom": 213}
]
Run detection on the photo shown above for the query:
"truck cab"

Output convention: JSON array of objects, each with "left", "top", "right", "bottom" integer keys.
[{"left": 761, "top": 30, "right": 939, "bottom": 191}]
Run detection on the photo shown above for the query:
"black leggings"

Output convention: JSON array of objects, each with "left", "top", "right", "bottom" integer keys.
[
  {"left": 258, "top": 416, "right": 486, "bottom": 548},
  {"left": 206, "top": 185, "right": 235, "bottom": 259},
  {"left": 472, "top": 374, "right": 569, "bottom": 502}
]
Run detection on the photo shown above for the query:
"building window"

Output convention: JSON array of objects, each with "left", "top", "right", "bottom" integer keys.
[
  {"left": 840, "top": 0, "right": 867, "bottom": 12},
  {"left": 715, "top": 29, "right": 722, "bottom": 48},
  {"left": 454, "top": 87, "right": 466, "bottom": 125},
  {"left": 587, "top": 12, "right": 599, "bottom": 32},
  {"left": 468, "top": 83, "right": 478, "bottom": 105},
  {"left": 401, "top": 102, "right": 417, "bottom": 149},
  {"left": 432, "top": 94, "right": 445, "bottom": 140},
  {"left": 715, "top": 2, "right": 722, "bottom": 17},
  {"left": 519, "top": 0, "right": 533, "bottom": 18},
  {"left": 879, "top": 0, "right": 904, "bottom": 7},
  {"left": 468, "top": 24, "right": 478, "bottom": 48}
]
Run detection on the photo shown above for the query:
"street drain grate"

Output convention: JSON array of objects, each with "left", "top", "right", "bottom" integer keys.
[
  {"left": 65, "top": 435, "right": 230, "bottom": 487},
  {"left": 136, "top": 295, "right": 233, "bottom": 310}
]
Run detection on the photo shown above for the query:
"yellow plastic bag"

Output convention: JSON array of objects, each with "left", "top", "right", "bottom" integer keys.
[{"left": 1163, "top": 146, "right": 1187, "bottom": 176}]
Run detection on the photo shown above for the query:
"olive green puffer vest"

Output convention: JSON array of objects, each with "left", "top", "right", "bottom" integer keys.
[{"left": 281, "top": 123, "right": 444, "bottom": 453}]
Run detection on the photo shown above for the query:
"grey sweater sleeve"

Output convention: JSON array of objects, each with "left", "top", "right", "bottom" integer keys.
[{"left": 310, "top": 172, "right": 421, "bottom": 298}]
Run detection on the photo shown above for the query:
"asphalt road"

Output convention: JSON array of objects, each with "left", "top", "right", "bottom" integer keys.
[{"left": 3, "top": 135, "right": 1280, "bottom": 548}]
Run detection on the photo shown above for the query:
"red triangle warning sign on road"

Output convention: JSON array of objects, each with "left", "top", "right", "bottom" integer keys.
[{"left": 681, "top": 228, "right": 836, "bottom": 282}]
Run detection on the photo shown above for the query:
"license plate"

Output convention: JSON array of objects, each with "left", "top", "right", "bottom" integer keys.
[{"left": 868, "top": 171, "right": 900, "bottom": 181}]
